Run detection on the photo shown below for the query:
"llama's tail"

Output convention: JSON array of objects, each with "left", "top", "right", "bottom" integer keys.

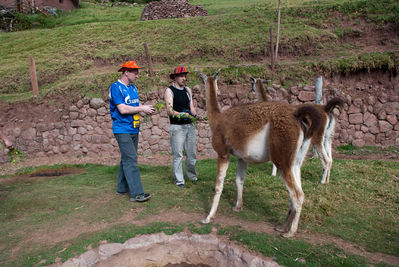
[
  {"left": 325, "top": 97, "right": 345, "bottom": 114},
  {"left": 294, "top": 105, "right": 322, "bottom": 139}
]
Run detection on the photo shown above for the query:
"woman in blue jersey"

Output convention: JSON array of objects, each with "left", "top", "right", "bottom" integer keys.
[{"left": 109, "top": 61, "right": 155, "bottom": 202}]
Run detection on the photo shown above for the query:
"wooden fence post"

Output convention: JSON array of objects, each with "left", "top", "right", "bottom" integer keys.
[
  {"left": 29, "top": 55, "right": 39, "bottom": 97},
  {"left": 269, "top": 27, "right": 275, "bottom": 71},
  {"left": 143, "top": 42, "right": 154, "bottom": 77},
  {"left": 275, "top": 0, "right": 281, "bottom": 60}
]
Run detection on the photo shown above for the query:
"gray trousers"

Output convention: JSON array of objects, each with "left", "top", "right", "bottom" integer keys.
[
  {"left": 114, "top": 133, "right": 144, "bottom": 198},
  {"left": 169, "top": 123, "right": 197, "bottom": 185}
]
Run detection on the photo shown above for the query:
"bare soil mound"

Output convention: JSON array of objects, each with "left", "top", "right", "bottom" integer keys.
[{"left": 140, "top": 0, "right": 208, "bottom": 21}]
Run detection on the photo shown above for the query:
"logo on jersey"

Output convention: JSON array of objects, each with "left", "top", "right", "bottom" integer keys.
[{"left": 125, "top": 95, "right": 139, "bottom": 105}]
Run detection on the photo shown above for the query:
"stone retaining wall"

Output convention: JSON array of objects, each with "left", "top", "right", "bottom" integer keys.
[{"left": 1, "top": 83, "right": 398, "bottom": 163}]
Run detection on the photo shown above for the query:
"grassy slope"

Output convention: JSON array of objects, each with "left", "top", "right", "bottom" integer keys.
[
  {"left": 0, "top": 0, "right": 398, "bottom": 101},
  {"left": 0, "top": 158, "right": 398, "bottom": 266}
]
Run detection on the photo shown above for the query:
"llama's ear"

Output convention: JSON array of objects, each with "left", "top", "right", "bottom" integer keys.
[
  {"left": 250, "top": 77, "right": 256, "bottom": 92},
  {"left": 213, "top": 69, "right": 221, "bottom": 81},
  {"left": 262, "top": 79, "right": 271, "bottom": 85},
  {"left": 197, "top": 71, "right": 208, "bottom": 85}
]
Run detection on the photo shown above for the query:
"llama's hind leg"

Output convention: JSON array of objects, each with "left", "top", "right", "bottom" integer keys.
[
  {"left": 276, "top": 167, "right": 305, "bottom": 238},
  {"left": 317, "top": 142, "right": 332, "bottom": 184},
  {"left": 201, "top": 156, "right": 230, "bottom": 224},
  {"left": 274, "top": 198, "right": 294, "bottom": 233},
  {"left": 233, "top": 159, "right": 248, "bottom": 212}
]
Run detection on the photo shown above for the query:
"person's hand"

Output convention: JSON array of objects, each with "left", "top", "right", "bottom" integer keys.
[
  {"left": 193, "top": 114, "right": 204, "bottom": 121},
  {"left": 3, "top": 137, "right": 13, "bottom": 150},
  {"left": 142, "top": 105, "right": 155, "bottom": 114},
  {"left": 179, "top": 112, "right": 190, "bottom": 118}
]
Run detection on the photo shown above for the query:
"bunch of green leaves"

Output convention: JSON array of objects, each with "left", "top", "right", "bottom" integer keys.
[
  {"left": 142, "top": 101, "right": 166, "bottom": 124},
  {"left": 163, "top": 100, "right": 201, "bottom": 124},
  {"left": 153, "top": 101, "right": 165, "bottom": 111},
  {"left": 175, "top": 112, "right": 200, "bottom": 123},
  {"left": 7, "top": 148, "right": 24, "bottom": 165}
]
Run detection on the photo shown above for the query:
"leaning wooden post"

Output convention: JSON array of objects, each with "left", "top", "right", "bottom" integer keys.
[
  {"left": 143, "top": 42, "right": 154, "bottom": 77},
  {"left": 269, "top": 27, "right": 275, "bottom": 71},
  {"left": 275, "top": 0, "right": 281, "bottom": 60},
  {"left": 29, "top": 55, "right": 39, "bottom": 97}
]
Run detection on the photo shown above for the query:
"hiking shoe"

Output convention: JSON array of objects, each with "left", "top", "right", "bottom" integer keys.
[{"left": 130, "top": 193, "right": 151, "bottom": 202}]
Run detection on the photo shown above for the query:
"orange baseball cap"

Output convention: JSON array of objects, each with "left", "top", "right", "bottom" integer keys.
[{"left": 118, "top": 61, "right": 142, "bottom": 72}]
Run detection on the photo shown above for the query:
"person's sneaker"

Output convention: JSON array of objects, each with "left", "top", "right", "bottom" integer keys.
[
  {"left": 130, "top": 193, "right": 151, "bottom": 202},
  {"left": 177, "top": 184, "right": 184, "bottom": 188},
  {"left": 116, "top": 191, "right": 128, "bottom": 195},
  {"left": 189, "top": 177, "right": 199, "bottom": 182}
]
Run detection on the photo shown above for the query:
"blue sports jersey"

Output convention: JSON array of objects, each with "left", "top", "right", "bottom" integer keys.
[{"left": 109, "top": 80, "right": 140, "bottom": 134}]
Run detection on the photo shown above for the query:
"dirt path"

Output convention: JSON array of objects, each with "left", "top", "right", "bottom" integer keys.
[
  {"left": 1, "top": 148, "right": 398, "bottom": 177},
  {"left": 0, "top": 151, "right": 220, "bottom": 176}
]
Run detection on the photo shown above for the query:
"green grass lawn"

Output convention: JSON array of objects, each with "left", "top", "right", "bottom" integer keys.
[{"left": 1, "top": 157, "right": 398, "bottom": 266}]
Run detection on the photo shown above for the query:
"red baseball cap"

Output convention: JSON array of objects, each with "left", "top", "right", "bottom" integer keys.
[
  {"left": 118, "top": 61, "right": 142, "bottom": 72},
  {"left": 170, "top": 66, "right": 189, "bottom": 79}
]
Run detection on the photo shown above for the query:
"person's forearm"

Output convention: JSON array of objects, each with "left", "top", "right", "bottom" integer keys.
[
  {"left": 165, "top": 100, "right": 180, "bottom": 117},
  {"left": 190, "top": 104, "right": 197, "bottom": 116},
  {"left": 117, "top": 104, "right": 143, "bottom": 115},
  {"left": 168, "top": 108, "right": 181, "bottom": 117}
]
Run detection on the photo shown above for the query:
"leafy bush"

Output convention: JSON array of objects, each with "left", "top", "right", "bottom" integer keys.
[{"left": 13, "top": 11, "right": 59, "bottom": 30}]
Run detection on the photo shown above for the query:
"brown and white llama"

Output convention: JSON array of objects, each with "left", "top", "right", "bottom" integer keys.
[
  {"left": 199, "top": 72, "right": 325, "bottom": 237},
  {"left": 251, "top": 78, "right": 344, "bottom": 183}
]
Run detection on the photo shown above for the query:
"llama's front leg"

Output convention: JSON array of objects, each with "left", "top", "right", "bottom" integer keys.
[
  {"left": 233, "top": 159, "right": 248, "bottom": 212},
  {"left": 201, "top": 157, "right": 230, "bottom": 224}
]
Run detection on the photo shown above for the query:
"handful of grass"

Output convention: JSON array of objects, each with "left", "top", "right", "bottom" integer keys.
[
  {"left": 8, "top": 148, "right": 24, "bottom": 164},
  {"left": 153, "top": 101, "right": 165, "bottom": 111}
]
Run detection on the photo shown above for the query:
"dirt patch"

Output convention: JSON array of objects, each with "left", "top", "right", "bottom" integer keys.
[
  {"left": 335, "top": 15, "right": 399, "bottom": 53},
  {"left": 0, "top": 93, "right": 74, "bottom": 130},
  {"left": 28, "top": 168, "right": 84, "bottom": 177},
  {"left": 0, "top": 167, "right": 85, "bottom": 185},
  {"left": 0, "top": 152, "right": 217, "bottom": 177},
  {"left": 140, "top": 0, "right": 208, "bottom": 21}
]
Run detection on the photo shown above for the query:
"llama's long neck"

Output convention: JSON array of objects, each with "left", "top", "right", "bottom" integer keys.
[{"left": 206, "top": 77, "right": 221, "bottom": 123}]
